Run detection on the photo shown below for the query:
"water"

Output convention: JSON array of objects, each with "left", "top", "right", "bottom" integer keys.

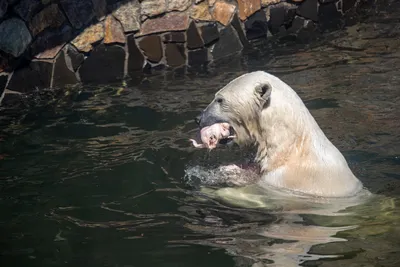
[{"left": 1, "top": 3, "right": 400, "bottom": 267}]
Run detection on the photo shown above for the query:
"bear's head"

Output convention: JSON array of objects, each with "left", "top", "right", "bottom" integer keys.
[{"left": 195, "top": 72, "right": 272, "bottom": 147}]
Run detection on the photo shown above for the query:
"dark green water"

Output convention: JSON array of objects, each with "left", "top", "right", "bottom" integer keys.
[{"left": 1, "top": 4, "right": 400, "bottom": 267}]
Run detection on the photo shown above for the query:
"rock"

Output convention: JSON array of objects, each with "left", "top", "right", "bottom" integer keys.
[
  {"left": 190, "top": 1, "right": 213, "bottom": 21},
  {"left": 35, "top": 44, "right": 65, "bottom": 59},
  {"left": 13, "top": 0, "right": 42, "bottom": 21},
  {"left": 29, "top": 4, "right": 66, "bottom": 36},
  {"left": 141, "top": 0, "right": 167, "bottom": 19},
  {"left": 268, "top": 5, "right": 285, "bottom": 34},
  {"left": 343, "top": 0, "right": 357, "bottom": 12},
  {"left": 163, "top": 32, "right": 186, "bottom": 43},
  {"left": 0, "top": 52, "right": 10, "bottom": 72},
  {"left": 167, "top": 0, "right": 191, "bottom": 12},
  {"left": 91, "top": 0, "right": 107, "bottom": 20},
  {"left": 231, "top": 13, "right": 249, "bottom": 47},
  {"left": 268, "top": 4, "right": 296, "bottom": 35},
  {"left": 238, "top": 0, "right": 261, "bottom": 21},
  {"left": 138, "top": 35, "right": 163, "bottom": 63},
  {"left": 127, "top": 35, "right": 145, "bottom": 72},
  {"left": 0, "top": 73, "right": 8, "bottom": 97},
  {"left": 186, "top": 21, "right": 204, "bottom": 50},
  {"left": 79, "top": 44, "right": 125, "bottom": 84},
  {"left": 318, "top": 2, "right": 342, "bottom": 31},
  {"left": 104, "top": 15, "right": 125, "bottom": 44},
  {"left": 244, "top": 9, "right": 269, "bottom": 40},
  {"left": 0, "top": 0, "right": 8, "bottom": 20},
  {"left": 71, "top": 22, "right": 104, "bottom": 53},
  {"left": 112, "top": 1, "right": 141, "bottom": 33},
  {"left": 261, "top": 0, "right": 281, "bottom": 6},
  {"left": 212, "top": 1, "right": 236, "bottom": 26},
  {"left": 200, "top": 23, "right": 219, "bottom": 46},
  {"left": 0, "top": 18, "right": 32, "bottom": 57},
  {"left": 30, "top": 25, "right": 73, "bottom": 57},
  {"left": 188, "top": 48, "right": 208, "bottom": 66},
  {"left": 165, "top": 43, "right": 186, "bottom": 67},
  {"left": 286, "top": 15, "right": 305, "bottom": 34},
  {"left": 296, "top": 0, "right": 318, "bottom": 22},
  {"left": 60, "top": 0, "right": 95, "bottom": 29},
  {"left": 7, "top": 60, "right": 53, "bottom": 92},
  {"left": 65, "top": 44, "right": 84, "bottom": 72},
  {"left": 208, "top": 0, "right": 217, "bottom": 6},
  {"left": 52, "top": 50, "right": 78, "bottom": 87},
  {"left": 137, "top": 12, "right": 190, "bottom": 36},
  {"left": 211, "top": 25, "right": 243, "bottom": 60}
]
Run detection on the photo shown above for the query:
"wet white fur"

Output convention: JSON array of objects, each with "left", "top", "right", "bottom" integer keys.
[{"left": 215, "top": 71, "right": 363, "bottom": 197}]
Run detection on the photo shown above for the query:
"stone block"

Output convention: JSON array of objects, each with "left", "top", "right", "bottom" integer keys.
[
  {"left": 163, "top": 32, "right": 186, "bottom": 43},
  {"left": 29, "top": 4, "right": 66, "bottom": 36},
  {"left": 343, "top": 0, "right": 357, "bottom": 12},
  {"left": 286, "top": 15, "right": 305, "bottom": 34},
  {"left": 188, "top": 48, "right": 208, "bottom": 66},
  {"left": 190, "top": 1, "right": 213, "bottom": 21},
  {"left": 112, "top": 0, "right": 141, "bottom": 33},
  {"left": 200, "top": 23, "right": 219, "bottom": 46},
  {"left": 186, "top": 21, "right": 204, "bottom": 50},
  {"left": 319, "top": 0, "right": 337, "bottom": 3},
  {"left": 7, "top": 60, "right": 53, "bottom": 92},
  {"left": 318, "top": 2, "right": 342, "bottom": 31},
  {"left": 268, "top": 4, "right": 296, "bottom": 35},
  {"left": 104, "top": 15, "right": 125, "bottom": 44},
  {"left": 167, "top": 0, "right": 191, "bottom": 12},
  {"left": 35, "top": 44, "right": 64, "bottom": 59},
  {"left": 141, "top": 0, "right": 167, "bottom": 19},
  {"left": 0, "top": 0, "right": 8, "bottom": 20},
  {"left": 0, "top": 18, "right": 32, "bottom": 57},
  {"left": 79, "top": 44, "right": 125, "bottom": 84},
  {"left": 296, "top": 0, "right": 318, "bottom": 22},
  {"left": 261, "top": 0, "right": 281, "bottom": 6},
  {"left": 212, "top": 1, "right": 236, "bottom": 26},
  {"left": 65, "top": 44, "right": 84, "bottom": 72},
  {"left": 0, "top": 73, "right": 8, "bottom": 97},
  {"left": 238, "top": 0, "right": 261, "bottom": 21},
  {"left": 60, "top": 0, "right": 95, "bottom": 29},
  {"left": 244, "top": 9, "right": 269, "bottom": 40},
  {"left": 91, "top": 0, "right": 107, "bottom": 20},
  {"left": 137, "top": 12, "right": 190, "bottom": 36},
  {"left": 138, "top": 35, "right": 163, "bottom": 63},
  {"left": 127, "top": 35, "right": 145, "bottom": 72},
  {"left": 165, "top": 43, "right": 186, "bottom": 67},
  {"left": 231, "top": 13, "right": 249, "bottom": 47},
  {"left": 71, "top": 22, "right": 104, "bottom": 53},
  {"left": 52, "top": 50, "right": 78, "bottom": 87},
  {"left": 30, "top": 25, "right": 73, "bottom": 57},
  {"left": 13, "top": 0, "right": 42, "bottom": 21},
  {"left": 211, "top": 25, "right": 243, "bottom": 60}
]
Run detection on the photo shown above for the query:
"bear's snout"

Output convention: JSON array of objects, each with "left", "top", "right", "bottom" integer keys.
[{"left": 194, "top": 114, "right": 201, "bottom": 126}]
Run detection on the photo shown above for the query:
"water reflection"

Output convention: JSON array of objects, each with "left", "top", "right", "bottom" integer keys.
[{"left": 1, "top": 1, "right": 400, "bottom": 267}]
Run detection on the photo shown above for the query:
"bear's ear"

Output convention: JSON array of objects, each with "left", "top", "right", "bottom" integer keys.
[{"left": 255, "top": 82, "right": 272, "bottom": 103}]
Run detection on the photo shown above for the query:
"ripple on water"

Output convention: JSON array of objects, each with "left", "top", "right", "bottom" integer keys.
[{"left": 1, "top": 3, "right": 400, "bottom": 266}]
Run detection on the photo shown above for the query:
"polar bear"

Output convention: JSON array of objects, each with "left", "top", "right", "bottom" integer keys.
[{"left": 194, "top": 71, "right": 363, "bottom": 198}]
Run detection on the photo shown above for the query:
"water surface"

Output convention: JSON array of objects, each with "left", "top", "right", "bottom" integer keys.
[{"left": 1, "top": 3, "right": 400, "bottom": 267}]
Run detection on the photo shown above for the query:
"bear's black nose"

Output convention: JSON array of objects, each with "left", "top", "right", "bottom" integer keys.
[{"left": 194, "top": 114, "right": 201, "bottom": 125}]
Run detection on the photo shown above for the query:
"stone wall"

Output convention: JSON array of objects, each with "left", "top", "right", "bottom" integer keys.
[{"left": 0, "top": 0, "right": 368, "bottom": 99}]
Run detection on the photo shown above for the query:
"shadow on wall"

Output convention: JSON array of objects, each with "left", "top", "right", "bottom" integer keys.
[{"left": 0, "top": 0, "right": 376, "bottom": 98}]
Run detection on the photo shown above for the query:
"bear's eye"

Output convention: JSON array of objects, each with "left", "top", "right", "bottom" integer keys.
[{"left": 216, "top": 98, "right": 223, "bottom": 104}]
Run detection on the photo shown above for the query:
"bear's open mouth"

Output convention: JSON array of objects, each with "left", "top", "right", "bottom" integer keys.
[
  {"left": 218, "top": 126, "right": 235, "bottom": 145},
  {"left": 189, "top": 123, "right": 236, "bottom": 149}
]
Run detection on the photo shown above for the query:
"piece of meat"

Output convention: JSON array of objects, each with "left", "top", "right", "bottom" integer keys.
[{"left": 189, "top": 122, "right": 235, "bottom": 149}]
